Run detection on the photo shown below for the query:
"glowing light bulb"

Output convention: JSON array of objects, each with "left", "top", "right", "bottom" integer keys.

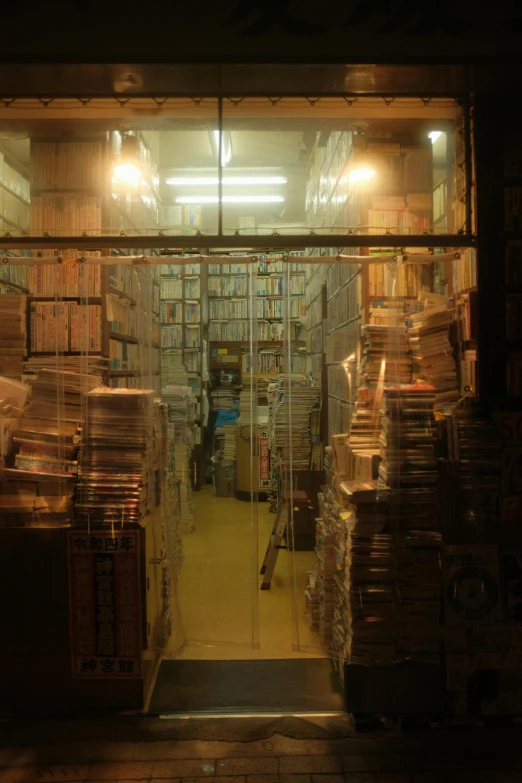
[
  {"left": 114, "top": 162, "right": 141, "bottom": 187},
  {"left": 348, "top": 167, "right": 376, "bottom": 184}
]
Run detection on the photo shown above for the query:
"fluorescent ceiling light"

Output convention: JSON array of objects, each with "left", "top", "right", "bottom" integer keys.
[
  {"left": 166, "top": 176, "right": 287, "bottom": 186},
  {"left": 347, "top": 167, "right": 376, "bottom": 184},
  {"left": 175, "top": 195, "right": 284, "bottom": 204},
  {"left": 428, "top": 131, "right": 442, "bottom": 143}
]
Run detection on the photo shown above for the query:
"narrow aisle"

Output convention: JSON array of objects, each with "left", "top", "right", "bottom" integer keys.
[{"left": 166, "top": 486, "right": 323, "bottom": 659}]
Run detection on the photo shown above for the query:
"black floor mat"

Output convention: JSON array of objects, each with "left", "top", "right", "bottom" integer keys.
[{"left": 149, "top": 658, "right": 345, "bottom": 714}]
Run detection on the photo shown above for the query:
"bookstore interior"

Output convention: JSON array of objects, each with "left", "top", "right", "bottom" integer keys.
[{"left": 0, "top": 92, "right": 520, "bottom": 716}]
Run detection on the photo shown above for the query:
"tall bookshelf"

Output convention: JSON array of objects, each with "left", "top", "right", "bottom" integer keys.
[
  {"left": 160, "top": 259, "right": 206, "bottom": 489},
  {"left": 305, "top": 131, "right": 433, "bottom": 237},
  {"left": 208, "top": 254, "right": 307, "bottom": 377},
  {"left": 28, "top": 136, "right": 161, "bottom": 391},
  {"left": 160, "top": 261, "right": 205, "bottom": 401},
  {"left": 0, "top": 147, "right": 30, "bottom": 237},
  {"left": 0, "top": 143, "right": 31, "bottom": 294}
]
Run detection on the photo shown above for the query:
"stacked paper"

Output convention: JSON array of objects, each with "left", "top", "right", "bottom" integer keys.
[
  {"left": 76, "top": 388, "right": 154, "bottom": 526},
  {"left": 360, "top": 325, "right": 411, "bottom": 387},
  {"left": 0, "top": 295, "right": 27, "bottom": 380},
  {"left": 409, "top": 304, "right": 459, "bottom": 409}
]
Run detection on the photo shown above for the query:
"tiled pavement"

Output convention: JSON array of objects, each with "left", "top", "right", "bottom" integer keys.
[{"left": 0, "top": 718, "right": 521, "bottom": 783}]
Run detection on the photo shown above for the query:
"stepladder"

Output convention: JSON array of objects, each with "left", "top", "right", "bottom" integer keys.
[
  {"left": 260, "top": 501, "right": 287, "bottom": 590},
  {"left": 260, "top": 490, "right": 309, "bottom": 590}
]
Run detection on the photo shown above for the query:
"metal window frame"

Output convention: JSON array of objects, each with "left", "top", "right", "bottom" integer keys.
[{"left": 0, "top": 87, "right": 475, "bottom": 254}]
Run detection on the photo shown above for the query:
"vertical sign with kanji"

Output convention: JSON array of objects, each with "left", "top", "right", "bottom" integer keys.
[
  {"left": 68, "top": 531, "right": 142, "bottom": 678},
  {"left": 259, "top": 429, "right": 270, "bottom": 489}
]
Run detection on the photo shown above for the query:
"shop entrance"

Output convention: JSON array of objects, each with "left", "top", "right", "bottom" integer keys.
[{"left": 0, "top": 87, "right": 473, "bottom": 716}]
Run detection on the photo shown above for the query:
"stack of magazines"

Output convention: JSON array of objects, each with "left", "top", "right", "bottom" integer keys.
[{"left": 76, "top": 388, "right": 154, "bottom": 526}]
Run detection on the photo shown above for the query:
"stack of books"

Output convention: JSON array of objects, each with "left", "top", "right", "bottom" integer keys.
[
  {"left": 379, "top": 384, "right": 438, "bottom": 490},
  {"left": 163, "top": 384, "right": 196, "bottom": 532},
  {"left": 76, "top": 388, "right": 154, "bottom": 526},
  {"left": 211, "top": 388, "right": 237, "bottom": 412},
  {"left": 380, "top": 383, "right": 439, "bottom": 532},
  {"left": 349, "top": 534, "right": 396, "bottom": 665},
  {"left": 340, "top": 481, "right": 389, "bottom": 537},
  {"left": 161, "top": 351, "right": 187, "bottom": 388},
  {"left": 23, "top": 356, "right": 106, "bottom": 381},
  {"left": 360, "top": 325, "right": 411, "bottom": 387},
  {"left": 452, "top": 405, "right": 502, "bottom": 524},
  {"left": 409, "top": 303, "right": 459, "bottom": 409},
  {"left": 239, "top": 389, "right": 256, "bottom": 425},
  {"left": 223, "top": 424, "right": 236, "bottom": 461},
  {"left": 313, "top": 450, "right": 359, "bottom": 674},
  {"left": 273, "top": 380, "right": 321, "bottom": 470},
  {"left": 162, "top": 384, "right": 195, "bottom": 444},
  {"left": 164, "top": 435, "right": 185, "bottom": 579},
  {"left": 347, "top": 393, "right": 383, "bottom": 481},
  {"left": 305, "top": 570, "right": 320, "bottom": 631},
  {"left": 162, "top": 383, "right": 196, "bottom": 534},
  {"left": 9, "top": 369, "right": 100, "bottom": 481},
  {"left": 0, "top": 295, "right": 27, "bottom": 380},
  {"left": 395, "top": 531, "right": 442, "bottom": 662},
  {"left": 214, "top": 424, "right": 236, "bottom": 460}
]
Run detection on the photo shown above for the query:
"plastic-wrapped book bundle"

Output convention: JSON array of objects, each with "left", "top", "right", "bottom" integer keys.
[
  {"left": 162, "top": 384, "right": 196, "bottom": 534},
  {"left": 315, "top": 448, "right": 351, "bottom": 670},
  {"left": 164, "top": 435, "right": 185, "bottom": 579},
  {"left": 76, "top": 388, "right": 155, "bottom": 527}
]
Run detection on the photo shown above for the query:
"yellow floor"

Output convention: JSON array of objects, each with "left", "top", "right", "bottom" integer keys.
[{"left": 166, "top": 486, "right": 323, "bottom": 660}]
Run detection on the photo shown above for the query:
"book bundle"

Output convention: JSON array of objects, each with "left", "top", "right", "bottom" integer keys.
[{"left": 76, "top": 388, "right": 155, "bottom": 527}]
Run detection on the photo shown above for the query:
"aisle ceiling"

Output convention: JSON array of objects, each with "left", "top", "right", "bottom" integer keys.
[{"left": 158, "top": 129, "right": 308, "bottom": 222}]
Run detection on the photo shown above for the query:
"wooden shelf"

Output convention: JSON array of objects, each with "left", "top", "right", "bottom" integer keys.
[
  {"left": 109, "top": 286, "right": 137, "bottom": 305},
  {"left": 328, "top": 393, "right": 355, "bottom": 405},
  {"left": 368, "top": 295, "right": 420, "bottom": 301},
  {"left": 109, "top": 331, "right": 139, "bottom": 344},
  {"left": 209, "top": 340, "right": 306, "bottom": 348},
  {"left": 30, "top": 296, "right": 102, "bottom": 303},
  {"left": 327, "top": 315, "right": 361, "bottom": 335},
  {"left": 0, "top": 181, "right": 30, "bottom": 206},
  {"left": 109, "top": 370, "right": 161, "bottom": 377},
  {"left": 0, "top": 278, "right": 29, "bottom": 293},
  {"left": 0, "top": 214, "right": 28, "bottom": 231},
  {"left": 327, "top": 272, "right": 360, "bottom": 302}
]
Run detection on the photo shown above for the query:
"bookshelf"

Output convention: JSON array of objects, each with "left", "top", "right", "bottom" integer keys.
[
  {"left": 28, "top": 137, "right": 161, "bottom": 392},
  {"left": 160, "top": 259, "right": 207, "bottom": 490},
  {"left": 160, "top": 261, "right": 205, "bottom": 402},
  {"left": 208, "top": 254, "right": 306, "bottom": 348},
  {"left": 0, "top": 148, "right": 30, "bottom": 236},
  {"left": 305, "top": 131, "right": 433, "bottom": 237},
  {"left": 207, "top": 254, "right": 307, "bottom": 426}
]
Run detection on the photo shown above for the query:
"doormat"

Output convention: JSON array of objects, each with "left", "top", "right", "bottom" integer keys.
[{"left": 149, "top": 658, "right": 345, "bottom": 714}]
